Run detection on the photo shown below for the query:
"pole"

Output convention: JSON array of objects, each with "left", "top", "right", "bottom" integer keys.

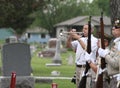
[{"left": 96, "top": 12, "right": 106, "bottom": 88}]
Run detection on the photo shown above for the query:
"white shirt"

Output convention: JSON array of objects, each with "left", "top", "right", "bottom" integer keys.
[{"left": 71, "top": 34, "right": 98, "bottom": 65}]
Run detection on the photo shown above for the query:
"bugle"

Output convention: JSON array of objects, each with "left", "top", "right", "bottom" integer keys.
[{"left": 60, "top": 31, "right": 84, "bottom": 36}]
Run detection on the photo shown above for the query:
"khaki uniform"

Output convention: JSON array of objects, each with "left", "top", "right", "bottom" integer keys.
[
  {"left": 106, "top": 50, "right": 120, "bottom": 76},
  {"left": 91, "top": 58, "right": 110, "bottom": 88},
  {"left": 105, "top": 38, "right": 120, "bottom": 88}
]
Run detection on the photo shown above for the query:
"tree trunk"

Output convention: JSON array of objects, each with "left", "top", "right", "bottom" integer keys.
[{"left": 110, "top": 0, "right": 120, "bottom": 25}]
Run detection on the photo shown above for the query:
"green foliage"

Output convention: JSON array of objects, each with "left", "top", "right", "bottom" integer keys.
[
  {"left": 92, "top": 0, "right": 110, "bottom": 16},
  {"left": 0, "top": 0, "right": 44, "bottom": 35},
  {"left": 0, "top": 0, "right": 110, "bottom": 36}
]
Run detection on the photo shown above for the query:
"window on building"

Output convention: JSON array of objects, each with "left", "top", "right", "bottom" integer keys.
[{"left": 41, "top": 33, "right": 46, "bottom": 38}]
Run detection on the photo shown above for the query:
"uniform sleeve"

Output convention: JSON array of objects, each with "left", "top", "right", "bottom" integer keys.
[{"left": 105, "top": 53, "right": 119, "bottom": 69}]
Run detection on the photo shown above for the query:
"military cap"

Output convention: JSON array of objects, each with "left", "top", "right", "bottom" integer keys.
[{"left": 114, "top": 19, "right": 120, "bottom": 28}]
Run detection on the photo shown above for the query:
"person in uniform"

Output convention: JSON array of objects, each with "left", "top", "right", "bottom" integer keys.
[
  {"left": 84, "top": 34, "right": 112, "bottom": 88},
  {"left": 98, "top": 19, "right": 120, "bottom": 88},
  {"left": 67, "top": 23, "right": 98, "bottom": 88}
]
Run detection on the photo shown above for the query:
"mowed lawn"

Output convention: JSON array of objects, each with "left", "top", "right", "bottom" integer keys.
[{"left": 32, "top": 48, "right": 76, "bottom": 88}]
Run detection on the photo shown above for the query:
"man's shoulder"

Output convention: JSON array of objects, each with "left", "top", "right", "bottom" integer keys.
[{"left": 91, "top": 35, "right": 98, "bottom": 41}]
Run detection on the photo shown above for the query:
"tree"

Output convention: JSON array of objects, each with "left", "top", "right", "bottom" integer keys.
[
  {"left": 31, "top": 0, "right": 101, "bottom": 37},
  {"left": 0, "top": 0, "right": 44, "bottom": 36},
  {"left": 110, "top": 0, "right": 120, "bottom": 24},
  {"left": 32, "top": 0, "right": 79, "bottom": 37},
  {"left": 92, "top": 0, "right": 110, "bottom": 16}
]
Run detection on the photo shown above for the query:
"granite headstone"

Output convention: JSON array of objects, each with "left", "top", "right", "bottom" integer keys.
[{"left": 1, "top": 43, "right": 31, "bottom": 76}]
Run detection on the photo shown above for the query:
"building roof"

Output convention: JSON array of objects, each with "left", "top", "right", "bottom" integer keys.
[
  {"left": 54, "top": 16, "right": 111, "bottom": 27},
  {"left": 0, "top": 28, "right": 15, "bottom": 40},
  {"left": 26, "top": 27, "right": 48, "bottom": 33}
]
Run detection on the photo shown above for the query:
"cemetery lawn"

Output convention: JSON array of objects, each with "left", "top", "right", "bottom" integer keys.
[
  {"left": 0, "top": 44, "right": 76, "bottom": 88},
  {"left": 32, "top": 50, "right": 76, "bottom": 88}
]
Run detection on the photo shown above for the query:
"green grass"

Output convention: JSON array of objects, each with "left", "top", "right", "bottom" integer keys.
[
  {"left": 35, "top": 79, "right": 76, "bottom": 88},
  {"left": 31, "top": 47, "right": 76, "bottom": 88},
  {"left": 31, "top": 49, "right": 76, "bottom": 77}
]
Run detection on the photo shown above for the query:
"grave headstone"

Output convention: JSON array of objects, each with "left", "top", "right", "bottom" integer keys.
[
  {"left": 1, "top": 43, "right": 31, "bottom": 76},
  {"left": 38, "top": 50, "right": 55, "bottom": 57},
  {"left": 48, "top": 38, "right": 57, "bottom": 48},
  {"left": 52, "top": 39, "right": 62, "bottom": 64},
  {"left": 39, "top": 38, "right": 66, "bottom": 58},
  {"left": 5, "top": 36, "right": 18, "bottom": 44},
  {"left": 38, "top": 38, "right": 57, "bottom": 57}
]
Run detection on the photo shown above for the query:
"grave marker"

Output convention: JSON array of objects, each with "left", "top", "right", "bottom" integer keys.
[
  {"left": 52, "top": 39, "right": 62, "bottom": 64},
  {"left": 1, "top": 43, "right": 31, "bottom": 76}
]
